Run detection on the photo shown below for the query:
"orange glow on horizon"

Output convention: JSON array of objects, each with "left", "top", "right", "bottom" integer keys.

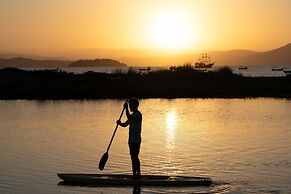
[{"left": 0, "top": 0, "right": 290, "bottom": 58}]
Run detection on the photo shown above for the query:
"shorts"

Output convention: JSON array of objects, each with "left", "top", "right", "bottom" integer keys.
[{"left": 129, "top": 143, "right": 140, "bottom": 156}]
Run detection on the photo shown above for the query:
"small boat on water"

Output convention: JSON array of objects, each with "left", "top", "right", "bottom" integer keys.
[
  {"left": 57, "top": 173, "right": 212, "bottom": 186},
  {"left": 272, "top": 68, "right": 284, "bottom": 71},
  {"left": 238, "top": 66, "right": 248, "bottom": 70},
  {"left": 272, "top": 67, "right": 287, "bottom": 71},
  {"left": 138, "top": 67, "right": 151, "bottom": 71},
  {"left": 138, "top": 67, "right": 151, "bottom": 74},
  {"left": 195, "top": 51, "right": 215, "bottom": 68}
]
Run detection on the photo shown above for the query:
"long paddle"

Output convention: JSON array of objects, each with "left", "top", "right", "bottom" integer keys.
[{"left": 99, "top": 99, "right": 128, "bottom": 171}]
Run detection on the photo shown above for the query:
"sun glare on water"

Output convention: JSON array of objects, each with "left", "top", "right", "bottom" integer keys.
[
  {"left": 166, "top": 111, "right": 177, "bottom": 134},
  {"left": 166, "top": 110, "right": 177, "bottom": 152},
  {"left": 148, "top": 8, "right": 196, "bottom": 50}
]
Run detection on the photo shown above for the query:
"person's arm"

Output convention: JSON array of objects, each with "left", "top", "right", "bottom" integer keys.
[
  {"left": 124, "top": 102, "right": 132, "bottom": 120},
  {"left": 117, "top": 119, "right": 130, "bottom": 127}
]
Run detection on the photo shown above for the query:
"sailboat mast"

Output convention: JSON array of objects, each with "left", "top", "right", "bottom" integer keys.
[{"left": 204, "top": 50, "right": 208, "bottom": 63}]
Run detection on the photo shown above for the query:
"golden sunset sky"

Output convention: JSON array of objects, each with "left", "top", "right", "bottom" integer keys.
[{"left": 0, "top": 0, "right": 290, "bottom": 58}]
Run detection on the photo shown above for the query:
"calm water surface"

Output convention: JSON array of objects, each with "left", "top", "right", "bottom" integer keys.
[{"left": 0, "top": 99, "right": 290, "bottom": 193}]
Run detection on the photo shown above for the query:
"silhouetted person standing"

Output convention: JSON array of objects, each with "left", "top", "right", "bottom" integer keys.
[{"left": 117, "top": 99, "right": 142, "bottom": 177}]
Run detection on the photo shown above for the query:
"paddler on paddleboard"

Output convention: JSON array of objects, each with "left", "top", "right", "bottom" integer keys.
[{"left": 117, "top": 98, "right": 142, "bottom": 177}]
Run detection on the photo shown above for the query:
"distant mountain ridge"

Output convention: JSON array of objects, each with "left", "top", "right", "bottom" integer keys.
[
  {"left": 0, "top": 57, "right": 127, "bottom": 68},
  {"left": 0, "top": 57, "right": 71, "bottom": 68},
  {"left": 237, "top": 43, "right": 291, "bottom": 66},
  {"left": 1, "top": 43, "right": 291, "bottom": 67},
  {"left": 207, "top": 43, "right": 291, "bottom": 66},
  {"left": 208, "top": 49, "right": 258, "bottom": 66},
  {"left": 121, "top": 43, "right": 291, "bottom": 66},
  {"left": 0, "top": 53, "right": 68, "bottom": 60}
]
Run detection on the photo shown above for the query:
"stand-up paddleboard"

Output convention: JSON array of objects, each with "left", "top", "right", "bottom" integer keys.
[{"left": 57, "top": 173, "right": 212, "bottom": 186}]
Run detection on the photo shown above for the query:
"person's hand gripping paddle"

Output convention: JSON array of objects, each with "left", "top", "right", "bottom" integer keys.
[{"left": 99, "top": 99, "right": 128, "bottom": 171}]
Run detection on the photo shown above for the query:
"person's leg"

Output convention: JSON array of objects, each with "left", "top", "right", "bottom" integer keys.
[
  {"left": 135, "top": 143, "right": 141, "bottom": 176},
  {"left": 130, "top": 155, "right": 137, "bottom": 176},
  {"left": 129, "top": 144, "right": 136, "bottom": 176},
  {"left": 129, "top": 143, "right": 141, "bottom": 177},
  {"left": 131, "top": 154, "right": 140, "bottom": 177},
  {"left": 136, "top": 155, "right": 140, "bottom": 176}
]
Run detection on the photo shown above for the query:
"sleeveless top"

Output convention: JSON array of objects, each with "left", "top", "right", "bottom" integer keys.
[{"left": 128, "top": 111, "right": 142, "bottom": 144}]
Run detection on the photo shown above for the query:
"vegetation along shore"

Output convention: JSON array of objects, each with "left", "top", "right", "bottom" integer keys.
[{"left": 0, "top": 66, "right": 291, "bottom": 100}]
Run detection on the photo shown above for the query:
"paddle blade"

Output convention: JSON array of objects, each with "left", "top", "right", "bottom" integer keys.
[{"left": 99, "top": 152, "right": 108, "bottom": 171}]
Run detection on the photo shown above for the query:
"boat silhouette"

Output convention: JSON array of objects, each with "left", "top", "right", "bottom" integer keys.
[{"left": 195, "top": 51, "right": 215, "bottom": 68}]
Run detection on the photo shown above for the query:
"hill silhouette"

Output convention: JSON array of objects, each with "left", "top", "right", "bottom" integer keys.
[
  {"left": 121, "top": 43, "right": 291, "bottom": 66},
  {"left": 0, "top": 53, "right": 68, "bottom": 60},
  {"left": 1, "top": 43, "right": 291, "bottom": 67},
  {"left": 238, "top": 43, "right": 291, "bottom": 66},
  {"left": 0, "top": 57, "right": 71, "bottom": 68},
  {"left": 0, "top": 57, "right": 127, "bottom": 68},
  {"left": 68, "top": 58, "right": 127, "bottom": 67},
  {"left": 208, "top": 50, "right": 258, "bottom": 66},
  {"left": 192, "top": 44, "right": 291, "bottom": 66}
]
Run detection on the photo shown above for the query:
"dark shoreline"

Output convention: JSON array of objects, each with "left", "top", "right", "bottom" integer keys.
[{"left": 1, "top": 67, "right": 291, "bottom": 100}]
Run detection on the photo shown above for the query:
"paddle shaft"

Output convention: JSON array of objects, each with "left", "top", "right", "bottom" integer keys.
[{"left": 106, "top": 99, "right": 128, "bottom": 153}]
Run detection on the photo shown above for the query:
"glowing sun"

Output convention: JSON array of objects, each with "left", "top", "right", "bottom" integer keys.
[{"left": 148, "top": 9, "right": 195, "bottom": 49}]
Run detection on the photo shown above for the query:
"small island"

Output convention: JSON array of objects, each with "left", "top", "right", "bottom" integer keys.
[{"left": 69, "top": 59, "right": 127, "bottom": 67}]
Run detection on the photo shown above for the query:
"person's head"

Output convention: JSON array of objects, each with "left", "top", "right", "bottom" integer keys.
[{"left": 128, "top": 98, "right": 139, "bottom": 112}]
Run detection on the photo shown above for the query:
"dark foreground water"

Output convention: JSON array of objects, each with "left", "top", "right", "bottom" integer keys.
[{"left": 0, "top": 99, "right": 290, "bottom": 193}]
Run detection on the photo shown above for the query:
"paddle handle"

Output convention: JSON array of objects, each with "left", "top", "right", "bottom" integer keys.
[{"left": 106, "top": 99, "right": 128, "bottom": 153}]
